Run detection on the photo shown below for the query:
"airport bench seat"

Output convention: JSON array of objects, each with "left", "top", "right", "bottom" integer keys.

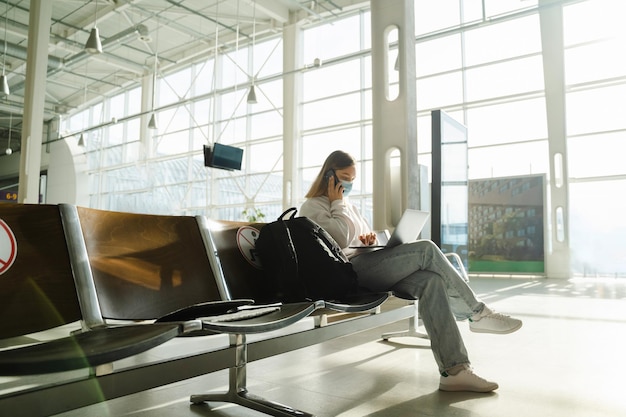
[
  {"left": 0, "top": 204, "right": 181, "bottom": 376},
  {"left": 67, "top": 204, "right": 321, "bottom": 417}
]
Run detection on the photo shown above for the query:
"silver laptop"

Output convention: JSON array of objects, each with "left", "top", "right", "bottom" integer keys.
[{"left": 350, "top": 209, "right": 430, "bottom": 249}]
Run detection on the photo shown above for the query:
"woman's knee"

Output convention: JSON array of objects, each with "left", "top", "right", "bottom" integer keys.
[
  {"left": 392, "top": 270, "right": 443, "bottom": 298},
  {"left": 411, "top": 239, "right": 437, "bottom": 249},
  {"left": 407, "top": 239, "right": 440, "bottom": 257}
]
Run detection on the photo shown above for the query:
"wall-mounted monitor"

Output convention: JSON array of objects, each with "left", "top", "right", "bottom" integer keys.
[{"left": 203, "top": 143, "right": 243, "bottom": 171}]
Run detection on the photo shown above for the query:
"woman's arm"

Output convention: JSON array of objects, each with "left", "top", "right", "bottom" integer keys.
[{"left": 300, "top": 197, "right": 356, "bottom": 249}]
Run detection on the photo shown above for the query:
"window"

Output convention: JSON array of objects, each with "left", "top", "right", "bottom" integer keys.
[
  {"left": 303, "top": 14, "right": 362, "bottom": 63},
  {"left": 464, "top": 16, "right": 541, "bottom": 66},
  {"left": 68, "top": 1, "right": 626, "bottom": 276}
]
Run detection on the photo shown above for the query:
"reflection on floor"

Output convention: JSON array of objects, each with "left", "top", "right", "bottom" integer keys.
[{"left": 50, "top": 277, "right": 626, "bottom": 417}]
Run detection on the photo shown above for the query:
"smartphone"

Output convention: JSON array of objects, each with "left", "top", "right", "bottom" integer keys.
[{"left": 324, "top": 169, "right": 340, "bottom": 185}]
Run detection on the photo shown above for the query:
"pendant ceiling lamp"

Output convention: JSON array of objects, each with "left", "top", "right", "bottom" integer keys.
[
  {"left": 0, "top": 75, "right": 8, "bottom": 96},
  {"left": 148, "top": 28, "right": 158, "bottom": 130},
  {"left": 1, "top": 2, "right": 10, "bottom": 96},
  {"left": 79, "top": 64, "right": 88, "bottom": 146},
  {"left": 5, "top": 113, "right": 12, "bottom": 155},
  {"left": 148, "top": 111, "right": 158, "bottom": 129},
  {"left": 247, "top": 1, "right": 257, "bottom": 104},
  {"left": 246, "top": 85, "right": 257, "bottom": 104},
  {"left": 85, "top": 0, "right": 103, "bottom": 54}
]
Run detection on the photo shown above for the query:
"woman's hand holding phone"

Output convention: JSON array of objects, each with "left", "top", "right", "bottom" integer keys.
[
  {"left": 327, "top": 175, "right": 344, "bottom": 201},
  {"left": 325, "top": 169, "right": 343, "bottom": 202}
]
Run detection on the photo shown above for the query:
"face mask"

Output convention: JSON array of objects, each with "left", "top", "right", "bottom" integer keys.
[{"left": 340, "top": 180, "right": 353, "bottom": 196}]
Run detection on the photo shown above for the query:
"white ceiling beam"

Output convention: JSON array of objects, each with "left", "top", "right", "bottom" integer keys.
[{"left": 245, "top": 0, "right": 290, "bottom": 24}]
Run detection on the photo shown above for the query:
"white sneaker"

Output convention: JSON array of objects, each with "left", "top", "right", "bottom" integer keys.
[
  {"left": 469, "top": 307, "right": 522, "bottom": 334},
  {"left": 439, "top": 368, "right": 499, "bottom": 393}
]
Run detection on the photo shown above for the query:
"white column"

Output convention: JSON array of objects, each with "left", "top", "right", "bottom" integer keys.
[
  {"left": 539, "top": 0, "right": 571, "bottom": 278},
  {"left": 370, "top": 0, "right": 418, "bottom": 230},
  {"left": 18, "top": 0, "right": 52, "bottom": 203},
  {"left": 282, "top": 21, "right": 303, "bottom": 209}
]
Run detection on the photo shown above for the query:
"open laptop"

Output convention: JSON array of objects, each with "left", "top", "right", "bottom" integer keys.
[{"left": 350, "top": 209, "right": 430, "bottom": 249}]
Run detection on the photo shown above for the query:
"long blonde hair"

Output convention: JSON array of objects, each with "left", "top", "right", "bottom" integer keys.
[{"left": 305, "top": 150, "right": 356, "bottom": 198}]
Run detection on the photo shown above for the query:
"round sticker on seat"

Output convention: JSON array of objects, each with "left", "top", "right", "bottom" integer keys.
[
  {"left": 0, "top": 219, "right": 17, "bottom": 275},
  {"left": 236, "top": 226, "right": 262, "bottom": 269}
]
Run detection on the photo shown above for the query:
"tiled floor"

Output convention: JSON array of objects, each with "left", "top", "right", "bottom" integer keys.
[{"left": 27, "top": 278, "right": 626, "bottom": 416}]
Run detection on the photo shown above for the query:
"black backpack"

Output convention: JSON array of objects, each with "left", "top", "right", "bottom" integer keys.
[{"left": 255, "top": 207, "right": 359, "bottom": 302}]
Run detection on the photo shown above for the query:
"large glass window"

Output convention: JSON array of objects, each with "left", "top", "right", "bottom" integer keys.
[
  {"left": 416, "top": 34, "right": 462, "bottom": 77},
  {"left": 303, "top": 14, "right": 361, "bottom": 63},
  {"left": 222, "top": 46, "right": 250, "bottom": 90},
  {"left": 415, "top": 0, "right": 462, "bottom": 35},
  {"left": 303, "top": 60, "right": 362, "bottom": 102},
  {"left": 159, "top": 67, "right": 193, "bottom": 106},
  {"left": 302, "top": 93, "right": 363, "bottom": 131},
  {"left": 193, "top": 59, "right": 216, "bottom": 96},
  {"left": 302, "top": 127, "right": 363, "bottom": 169},
  {"left": 569, "top": 180, "right": 626, "bottom": 276},
  {"left": 464, "top": 16, "right": 542, "bottom": 67},
  {"left": 568, "top": 131, "right": 626, "bottom": 178},
  {"left": 466, "top": 98, "right": 548, "bottom": 147},
  {"left": 417, "top": 72, "right": 464, "bottom": 110},
  {"left": 566, "top": 85, "right": 626, "bottom": 136},
  {"left": 468, "top": 142, "right": 549, "bottom": 179},
  {"left": 563, "top": 0, "right": 626, "bottom": 46},
  {"left": 60, "top": 0, "right": 626, "bottom": 276},
  {"left": 483, "top": 0, "right": 538, "bottom": 19},
  {"left": 464, "top": 56, "right": 544, "bottom": 102},
  {"left": 563, "top": 0, "right": 626, "bottom": 276}
]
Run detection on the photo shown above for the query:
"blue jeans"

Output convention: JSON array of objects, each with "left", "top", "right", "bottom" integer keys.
[{"left": 350, "top": 240, "right": 486, "bottom": 373}]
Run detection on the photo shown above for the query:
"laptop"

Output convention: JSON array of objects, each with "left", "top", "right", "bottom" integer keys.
[{"left": 350, "top": 209, "right": 430, "bottom": 249}]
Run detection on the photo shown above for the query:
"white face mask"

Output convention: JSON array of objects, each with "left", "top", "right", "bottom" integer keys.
[{"left": 340, "top": 180, "right": 353, "bottom": 196}]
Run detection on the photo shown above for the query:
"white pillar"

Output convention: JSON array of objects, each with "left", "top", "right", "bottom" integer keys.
[
  {"left": 540, "top": 0, "right": 571, "bottom": 278},
  {"left": 370, "top": 0, "right": 419, "bottom": 230},
  {"left": 18, "top": 0, "right": 52, "bottom": 203},
  {"left": 282, "top": 21, "right": 303, "bottom": 209}
]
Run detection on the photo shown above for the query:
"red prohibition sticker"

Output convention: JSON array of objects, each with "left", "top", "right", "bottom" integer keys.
[
  {"left": 0, "top": 219, "right": 17, "bottom": 275},
  {"left": 236, "top": 226, "right": 262, "bottom": 269}
]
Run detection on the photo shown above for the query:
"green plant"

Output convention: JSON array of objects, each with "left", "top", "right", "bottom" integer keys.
[{"left": 242, "top": 207, "right": 266, "bottom": 223}]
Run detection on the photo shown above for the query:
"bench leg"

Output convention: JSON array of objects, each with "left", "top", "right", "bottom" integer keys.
[
  {"left": 190, "top": 333, "right": 314, "bottom": 417},
  {"left": 381, "top": 300, "right": 429, "bottom": 340}
]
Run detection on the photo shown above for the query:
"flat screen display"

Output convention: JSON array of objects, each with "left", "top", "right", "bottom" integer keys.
[{"left": 204, "top": 143, "right": 243, "bottom": 171}]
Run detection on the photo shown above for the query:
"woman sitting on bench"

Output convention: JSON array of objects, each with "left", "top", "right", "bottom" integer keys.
[{"left": 299, "top": 150, "right": 522, "bottom": 393}]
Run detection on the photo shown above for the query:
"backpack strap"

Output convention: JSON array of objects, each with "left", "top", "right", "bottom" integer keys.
[{"left": 278, "top": 207, "right": 298, "bottom": 220}]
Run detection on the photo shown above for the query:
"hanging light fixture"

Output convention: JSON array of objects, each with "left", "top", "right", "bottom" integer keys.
[
  {"left": 85, "top": 27, "right": 102, "bottom": 54},
  {"left": 1, "top": 2, "right": 10, "bottom": 96},
  {"left": 148, "top": 111, "right": 158, "bottom": 129},
  {"left": 0, "top": 75, "right": 8, "bottom": 96},
  {"left": 84, "top": 0, "right": 103, "bottom": 54},
  {"left": 148, "top": 38, "right": 158, "bottom": 129},
  {"left": 247, "top": 1, "right": 257, "bottom": 104},
  {"left": 5, "top": 113, "right": 12, "bottom": 155},
  {"left": 246, "top": 85, "right": 257, "bottom": 104},
  {"left": 78, "top": 64, "right": 88, "bottom": 147}
]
